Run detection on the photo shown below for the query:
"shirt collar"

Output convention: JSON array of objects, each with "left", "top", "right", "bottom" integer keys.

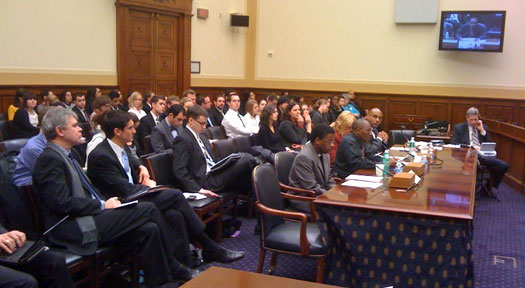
[
  {"left": 107, "top": 138, "right": 125, "bottom": 158},
  {"left": 187, "top": 126, "right": 200, "bottom": 142},
  {"left": 47, "top": 141, "right": 70, "bottom": 155}
]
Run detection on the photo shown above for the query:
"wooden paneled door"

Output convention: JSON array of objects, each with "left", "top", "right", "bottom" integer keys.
[{"left": 116, "top": 0, "right": 191, "bottom": 98}]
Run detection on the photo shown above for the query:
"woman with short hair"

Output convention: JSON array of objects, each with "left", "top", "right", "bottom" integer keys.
[{"left": 13, "top": 93, "right": 40, "bottom": 139}]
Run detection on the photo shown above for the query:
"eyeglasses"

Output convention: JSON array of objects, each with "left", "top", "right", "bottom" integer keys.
[
  {"left": 195, "top": 120, "right": 207, "bottom": 126},
  {"left": 321, "top": 139, "right": 335, "bottom": 144}
]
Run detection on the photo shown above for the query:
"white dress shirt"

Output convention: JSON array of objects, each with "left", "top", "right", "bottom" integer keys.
[
  {"left": 129, "top": 107, "right": 147, "bottom": 120},
  {"left": 243, "top": 114, "right": 260, "bottom": 134},
  {"left": 222, "top": 109, "right": 258, "bottom": 138}
]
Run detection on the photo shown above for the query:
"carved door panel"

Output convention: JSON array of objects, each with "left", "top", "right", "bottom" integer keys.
[
  {"left": 155, "top": 14, "right": 178, "bottom": 95},
  {"left": 128, "top": 10, "right": 154, "bottom": 89}
]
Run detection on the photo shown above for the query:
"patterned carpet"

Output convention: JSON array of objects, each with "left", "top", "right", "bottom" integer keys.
[{"left": 203, "top": 183, "right": 525, "bottom": 287}]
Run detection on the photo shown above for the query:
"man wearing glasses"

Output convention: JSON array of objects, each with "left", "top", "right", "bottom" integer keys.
[
  {"left": 289, "top": 124, "right": 337, "bottom": 196},
  {"left": 171, "top": 105, "right": 256, "bottom": 196}
]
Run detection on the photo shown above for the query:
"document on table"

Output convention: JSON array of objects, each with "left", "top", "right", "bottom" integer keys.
[
  {"left": 342, "top": 180, "right": 383, "bottom": 189},
  {"left": 346, "top": 175, "right": 383, "bottom": 183},
  {"left": 183, "top": 193, "right": 207, "bottom": 200}
]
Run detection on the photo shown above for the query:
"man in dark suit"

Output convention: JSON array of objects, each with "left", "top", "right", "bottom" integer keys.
[
  {"left": 71, "top": 93, "right": 89, "bottom": 124},
  {"left": 451, "top": 107, "right": 509, "bottom": 189},
  {"left": 0, "top": 201, "right": 73, "bottom": 288},
  {"left": 142, "top": 91, "right": 155, "bottom": 114},
  {"left": 208, "top": 95, "right": 226, "bottom": 127},
  {"left": 197, "top": 96, "right": 214, "bottom": 127},
  {"left": 171, "top": 105, "right": 256, "bottom": 195},
  {"left": 32, "top": 108, "right": 188, "bottom": 287},
  {"left": 108, "top": 90, "right": 126, "bottom": 111},
  {"left": 137, "top": 95, "right": 166, "bottom": 150},
  {"left": 151, "top": 104, "right": 185, "bottom": 153},
  {"left": 289, "top": 124, "right": 336, "bottom": 195},
  {"left": 88, "top": 110, "right": 244, "bottom": 266},
  {"left": 364, "top": 108, "right": 388, "bottom": 154},
  {"left": 333, "top": 119, "right": 382, "bottom": 178}
]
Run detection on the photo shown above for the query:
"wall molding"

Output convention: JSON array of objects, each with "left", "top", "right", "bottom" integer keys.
[{"left": 0, "top": 68, "right": 117, "bottom": 86}]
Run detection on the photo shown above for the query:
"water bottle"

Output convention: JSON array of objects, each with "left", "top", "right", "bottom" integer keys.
[
  {"left": 428, "top": 142, "right": 434, "bottom": 164},
  {"left": 394, "top": 161, "right": 403, "bottom": 174},
  {"left": 421, "top": 153, "right": 428, "bottom": 170},
  {"left": 382, "top": 150, "right": 390, "bottom": 177},
  {"left": 409, "top": 137, "right": 416, "bottom": 153}
]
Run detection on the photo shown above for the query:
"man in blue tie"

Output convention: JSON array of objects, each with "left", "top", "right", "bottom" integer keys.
[
  {"left": 87, "top": 110, "right": 245, "bottom": 267},
  {"left": 150, "top": 104, "right": 186, "bottom": 153},
  {"left": 33, "top": 108, "right": 185, "bottom": 287}
]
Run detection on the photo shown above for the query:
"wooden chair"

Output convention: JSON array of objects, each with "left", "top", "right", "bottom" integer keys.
[
  {"left": 391, "top": 114, "right": 430, "bottom": 130},
  {"left": 206, "top": 126, "right": 227, "bottom": 140},
  {"left": 142, "top": 135, "right": 153, "bottom": 154},
  {"left": 252, "top": 164, "right": 326, "bottom": 282}
]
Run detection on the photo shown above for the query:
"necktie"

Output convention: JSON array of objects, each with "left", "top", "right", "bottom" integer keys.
[
  {"left": 197, "top": 136, "right": 215, "bottom": 171},
  {"left": 85, "top": 111, "right": 90, "bottom": 122},
  {"left": 121, "top": 150, "right": 134, "bottom": 184},
  {"left": 471, "top": 128, "right": 480, "bottom": 148},
  {"left": 155, "top": 117, "right": 160, "bottom": 125},
  {"left": 237, "top": 114, "right": 246, "bottom": 127},
  {"left": 67, "top": 153, "right": 103, "bottom": 200},
  {"left": 319, "top": 155, "right": 326, "bottom": 179},
  {"left": 208, "top": 118, "right": 214, "bottom": 127}
]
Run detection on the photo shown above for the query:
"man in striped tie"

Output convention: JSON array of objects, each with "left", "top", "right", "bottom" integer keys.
[{"left": 451, "top": 107, "right": 509, "bottom": 190}]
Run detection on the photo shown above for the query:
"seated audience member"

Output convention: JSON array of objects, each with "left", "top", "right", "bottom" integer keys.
[
  {"left": 329, "top": 111, "right": 355, "bottom": 165},
  {"left": 289, "top": 124, "right": 336, "bottom": 195},
  {"left": 109, "top": 90, "right": 125, "bottom": 111},
  {"left": 222, "top": 94, "right": 258, "bottom": 138},
  {"left": 128, "top": 91, "right": 147, "bottom": 120},
  {"left": 239, "top": 91, "right": 256, "bottom": 116},
  {"left": 258, "top": 104, "right": 286, "bottom": 153},
  {"left": 85, "top": 86, "right": 101, "bottom": 115},
  {"left": 310, "top": 98, "right": 330, "bottom": 126},
  {"left": 59, "top": 90, "right": 73, "bottom": 108},
  {"left": 208, "top": 95, "right": 226, "bottom": 127},
  {"left": 71, "top": 92, "right": 90, "bottom": 124},
  {"left": 364, "top": 108, "right": 388, "bottom": 154},
  {"left": 88, "top": 110, "right": 244, "bottom": 266},
  {"left": 39, "top": 94, "right": 63, "bottom": 123},
  {"left": 171, "top": 105, "right": 257, "bottom": 195},
  {"left": 276, "top": 95, "right": 290, "bottom": 125},
  {"left": 151, "top": 104, "right": 185, "bottom": 153},
  {"left": 32, "top": 108, "right": 190, "bottom": 286},
  {"left": 258, "top": 99, "right": 267, "bottom": 111},
  {"left": 36, "top": 90, "right": 53, "bottom": 114},
  {"left": 180, "top": 97, "right": 193, "bottom": 112},
  {"left": 0, "top": 210, "right": 73, "bottom": 288},
  {"left": 266, "top": 93, "right": 278, "bottom": 106},
  {"left": 89, "top": 95, "right": 111, "bottom": 134},
  {"left": 451, "top": 107, "right": 509, "bottom": 189},
  {"left": 292, "top": 94, "right": 304, "bottom": 104},
  {"left": 13, "top": 93, "right": 40, "bottom": 139},
  {"left": 137, "top": 95, "right": 166, "bottom": 149},
  {"left": 166, "top": 95, "right": 180, "bottom": 108},
  {"left": 327, "top": 95, "right": 342, "bottom": 123},
  {"left": 142, "top": 91, "right": 154, "bottom": 114},
  {"left": 12, "top": 131, "right": 47, "bottom": 186},
  {"left": 127, "top": 113, "right": 142, "bottom": 160},
  {"left": 333, "top": 119, "right": 382, "bottom": 178},
  {"left": 279, "top": 101, "right": 312, "bottom": 149},
  {"left": 8, "top": 88, "right": 26, "bottom": 121},
  {"left": 341, "top": 91, "right": 363, "bottom": 117},
  {"left": 243, "top": 99, "right": 260, "bottom": 134},
  {"left": 182, "top": 89, "right": 197, "bottom": 105},
  {"left": 196, "top": 95, "right": 213, "bottom": 127}
]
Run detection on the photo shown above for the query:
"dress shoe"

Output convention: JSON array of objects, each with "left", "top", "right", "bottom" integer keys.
[
  {"left": 203, "top": 247, "right": 245, "bottom": 263},
  {"left": 172, "top": 265, "right": 200, "bottom": 282}
]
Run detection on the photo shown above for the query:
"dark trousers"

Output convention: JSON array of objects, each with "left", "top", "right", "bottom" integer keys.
[
  {"left": 0, "top": 251, "right": 73, "bottom": 288},
  {"left": 94, "top": 202, "right": 179, "bottom": 287},
  {"left": 141, "top": 189, "right": 206, "bottom": 265},
  {"left": 205, "top": 153, "right": 256, "bottom": 193},
  {"left": 479, "top": 155, "right": 509, "bottom": 188}
]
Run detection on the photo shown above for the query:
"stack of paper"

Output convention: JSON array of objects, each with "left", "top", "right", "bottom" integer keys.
[{"left": 342, "top": 175, "right": 383, "bottom": 189}]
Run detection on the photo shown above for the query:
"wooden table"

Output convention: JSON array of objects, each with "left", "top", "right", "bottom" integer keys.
[
  {"left": 314, "top": 147, "right": 477, "bottom": 287},
  {"left": 181, "top": 266, "right": 341, "bottom": 288}
]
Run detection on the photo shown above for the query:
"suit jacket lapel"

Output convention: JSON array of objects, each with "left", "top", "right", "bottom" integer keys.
[{"left": 102, "top": 140, "right": 129, "bottom": 179}]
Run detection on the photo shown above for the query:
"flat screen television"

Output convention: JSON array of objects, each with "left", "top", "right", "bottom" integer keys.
[{"left": 438, "top": 11, "right": 506, "bottom": 52}]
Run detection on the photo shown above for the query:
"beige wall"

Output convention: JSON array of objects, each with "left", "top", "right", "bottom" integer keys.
[
  {"left": 191, "top": 0, "right": 247, "bottom": 79},
  {"left": 192, "top": 0, "right": 525, "bottom": 99},
  {"left": 0, "top": 0, "right": 117, "bottom": 85}
]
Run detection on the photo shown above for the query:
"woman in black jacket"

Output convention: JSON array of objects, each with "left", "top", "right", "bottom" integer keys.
[
  {"left": 278, "top": 101, "right": 311, "bottom": 149},
  {"left": 258, "top": 104, "right": 285, "bottom": 153},
  {"left": 13, "top": 93, "right": 40, "bottom": 139}
]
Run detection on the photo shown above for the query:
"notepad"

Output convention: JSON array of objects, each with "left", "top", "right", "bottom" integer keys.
[
  {"left": 345, "top": 175, "right": 383, "bottom": 183},
  {"left": 342, "top": 180, "right": 383, "bottom": 189},
  {"left": 183, "top": 193, "right": 207, "bottom": 200}
]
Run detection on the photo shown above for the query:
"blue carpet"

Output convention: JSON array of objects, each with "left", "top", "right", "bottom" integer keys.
[{"left": 203, "top": 183, "right": 525, "bottom": 287}]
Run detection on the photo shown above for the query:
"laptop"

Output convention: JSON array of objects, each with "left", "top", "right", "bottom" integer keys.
[
  {"left": 478, "top": 142, "right": 497, "bottom": 157},
  {"left": 0, "top": 215, "right": 68, "bottom": 265}
]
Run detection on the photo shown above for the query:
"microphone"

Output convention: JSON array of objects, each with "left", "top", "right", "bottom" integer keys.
[{"left": 399, "top": 125, "right": 411, "bottom": 144}]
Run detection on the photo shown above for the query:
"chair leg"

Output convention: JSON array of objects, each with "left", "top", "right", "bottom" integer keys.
[
  {"left": 316, "top": 257, "right": 325, "bottom": 283},
  {"left": 257, "top": 249, "right": 266, "bottom": 273},
  {"left": 268, "top": 252, "right": 278, "bottom": 275}
]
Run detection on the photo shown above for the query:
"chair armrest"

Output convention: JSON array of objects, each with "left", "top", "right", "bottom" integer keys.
[
  {"left": 256, "top": 202, "right": 310, "bottom": 255},
  {"left": 279, "top": 183, "right": 316, "bottom": 197},
  {"left": 280, "top": 193, "right": 318, "bottom": 223},
  {"left": 331, "top": 177, "right": 343, "bottom": 184}
]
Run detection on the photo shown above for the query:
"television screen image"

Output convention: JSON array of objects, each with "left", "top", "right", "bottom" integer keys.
[{"left": 439, "top": 11, "right": 506, "bottom": 52}]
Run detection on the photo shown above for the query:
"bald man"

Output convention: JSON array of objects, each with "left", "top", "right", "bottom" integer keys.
[
  {"left": 364, "top": 108, "right": 388, "bottom": 154},
  {"left": 333, "top": 119, "right": 382, "bottom": 178}
]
